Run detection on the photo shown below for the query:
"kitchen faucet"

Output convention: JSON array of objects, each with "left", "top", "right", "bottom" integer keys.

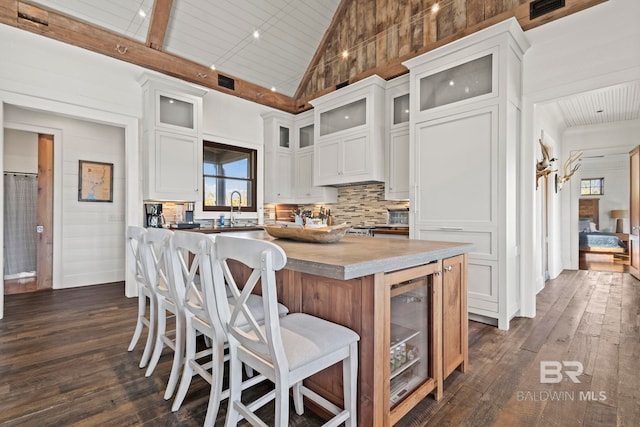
[{"left": 230, "top": 190, "right": 242, "bottom": 226}]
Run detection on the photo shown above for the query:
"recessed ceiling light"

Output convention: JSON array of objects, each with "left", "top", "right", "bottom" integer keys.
[
  {"left": 344, "top": 115, "right": 350, "bottom": 120},
  {"left": 432, "top": 3, "right": 440, "bottom": 13},
  {"left": 210, "top": 65, "right": 216, "bottom": 70},
  {"left": 449, "top": 80, "right": 455, "bottom": 86},
  {"left": 138, "top": 9, "right": 146, "bottom": 18},
  {"left": 271, "top": 86, "right": 276, "bottom": 92},
  {"left": 253, "top": 30, "right": 260, "bottom": 39},
  {"left": 342, "top": 50, "right": 349, "bottom": 59}
]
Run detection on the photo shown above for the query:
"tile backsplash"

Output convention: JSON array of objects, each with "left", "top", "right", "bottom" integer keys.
[
  {"left": 327, "top": 183, "right": 409, "bottom": 226},
  {"left": 265, "top": 183, "right": 409, "bottom": 226}
]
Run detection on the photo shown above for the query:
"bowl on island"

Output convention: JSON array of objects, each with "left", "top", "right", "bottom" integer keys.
[{"left": 262, "top": 222, "right": 351, "bottom": 243}]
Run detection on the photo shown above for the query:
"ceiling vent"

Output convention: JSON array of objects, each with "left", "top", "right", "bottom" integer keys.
[
  {"left": 218, "top": 74, "right": 235, "bottom": 91},
  {"left": 530, "top": 0, "right": 565, "bottom": 20}
]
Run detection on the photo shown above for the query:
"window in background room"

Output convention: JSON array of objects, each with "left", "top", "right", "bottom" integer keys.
[
  {"left": 203, "top": 141, "right": 257, "bottom": 211},
  {"left": 581, "top": 177, "right": 604, "bottom": 196}
]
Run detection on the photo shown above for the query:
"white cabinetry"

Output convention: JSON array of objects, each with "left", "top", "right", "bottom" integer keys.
[
  {"left": 262, "top": 111, "right": 294, "bottom": 203},
  {"left": 385, "top": 75, "right": 410, "bottom": 200},
  {"left": 262, "top": 110, "right": 337, "bottom": 204},
  {"left": 310, "top": 75, "right": 386, "bottom": 186},
  {"left": 404, "top": 18, "right": 529, "bottom": 330},
  {"left": 139, "top": 73, "right": 206, "bottom": 201},
  {"left": 293, "top": 111, "right": 337, "bottom": 203}
]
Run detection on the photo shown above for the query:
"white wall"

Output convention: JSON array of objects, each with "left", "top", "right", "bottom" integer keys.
[
  {"left": 3, "top": 129, "right": 38, "bottom": 173},
  {"left": 198, "top": 91, "right": 275, "bottom": 223},
  {"left": 520, "top": 0, "right": 640, "bottom": 317},
  {"left": 5, "top": 106, "right": 127, "bottom": 288},
  {"left": 533, "top": 105, "right": 565, "bottom": 287},
  {"left": 0, "top": 22, "right": 270, "bottom": 317}
]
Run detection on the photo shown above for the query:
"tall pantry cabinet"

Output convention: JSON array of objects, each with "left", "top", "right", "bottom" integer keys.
[{"left": 403, "top": 18, "right": 529, "bottom": 330}]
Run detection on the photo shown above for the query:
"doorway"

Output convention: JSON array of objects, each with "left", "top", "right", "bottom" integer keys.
[
  {"left": 3, "top": 131, "right": 53, "bottom": 294},
  {"left": 575, "top": 153, "right": 631, "bottom": 273}
]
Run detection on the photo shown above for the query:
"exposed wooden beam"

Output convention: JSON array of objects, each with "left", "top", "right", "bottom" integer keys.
[
  {"left": 1, "top": 0, "right": 609, "bottom": 115},
  {"left": 146, "top": 0, "right": 173, "bottom": 50},
  {"left": 2, "top": 1, "right": 297, "bottom": 113}
]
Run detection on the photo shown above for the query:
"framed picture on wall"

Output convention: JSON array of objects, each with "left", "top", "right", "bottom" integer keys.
[{"left": 78, "top": 160, "right": 113, "bottom": 202}]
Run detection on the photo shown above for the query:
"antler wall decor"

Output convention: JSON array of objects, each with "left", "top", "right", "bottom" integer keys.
[
  {"left": 555, "top": 151, "right": 583, "bottom": 190},
  {"left": 536, "top": 138, "right": 556, "bottom": 189}
]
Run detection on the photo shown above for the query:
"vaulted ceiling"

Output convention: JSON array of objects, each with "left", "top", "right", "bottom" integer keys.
[{"left": 0, "top": 0, "right": 617, "bottom": 115}]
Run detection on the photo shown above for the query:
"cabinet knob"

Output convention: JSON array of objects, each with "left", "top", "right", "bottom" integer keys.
[{"left": 444, "top": 265, "right": 453, "bottom": 272}]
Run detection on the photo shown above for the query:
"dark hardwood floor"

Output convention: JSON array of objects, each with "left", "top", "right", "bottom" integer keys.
[{"left": 1, "top": 270, "right": 638, "bottom": 426}]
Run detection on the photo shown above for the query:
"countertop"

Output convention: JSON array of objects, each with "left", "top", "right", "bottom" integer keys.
[
  {"left": 172, "top": 225, "right": 263, "bottom": 233},
  {"left": 207, "top": 230, "right": 474, "bottom": 280}
]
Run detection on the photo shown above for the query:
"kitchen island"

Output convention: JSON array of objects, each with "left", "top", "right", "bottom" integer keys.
[{"left": 213, "top": 230, "right": 473, "bottom": 426}]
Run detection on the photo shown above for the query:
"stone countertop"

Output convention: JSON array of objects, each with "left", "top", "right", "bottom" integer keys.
[
  {"left": 209, "top": 230, "right": 474, "bottom": 280},
  {"left": 173, "top": 225, "right": 263, "bottom": 233}
]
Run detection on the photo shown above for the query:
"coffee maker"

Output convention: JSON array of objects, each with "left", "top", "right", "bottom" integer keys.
[
  {"left": 185, "top": 202, "right": 195, "bottom": 223},
  {"left": 145, "top": 203, "right": 165, "bottom": 228}
]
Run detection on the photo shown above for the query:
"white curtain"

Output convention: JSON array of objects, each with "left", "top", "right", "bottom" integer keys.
[{"left": 3, "top": 173, "right": 38, "bottom": 277}]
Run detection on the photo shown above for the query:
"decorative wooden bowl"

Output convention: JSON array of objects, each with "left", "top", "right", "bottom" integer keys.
[{"left": 262, "top": 223, "right": 351, "bottom": 243}]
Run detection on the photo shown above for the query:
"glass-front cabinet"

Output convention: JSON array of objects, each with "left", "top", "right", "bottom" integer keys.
[
  {"left": 262, "top": 111, "right": 294, "bottom": 204},
  {"left": 319, "top": 98, "right": 367, "bottom": 136},
  {"left": 310, "top": 75, "right": 386, "bottom": 186},
  {"left": 139, "top": 73, "right": 206, "bottom": 201},
  {"left": 419, "top": 54, "right": 493, "bottom": 112},
  {"left": 293, "top": 110, "right": 337, "bottom": 204},
  {"left": 383, "top": 262, "right": 443, "bottom": 425},
  {"left": 298, "top": 123, "right": 314, "bottom": 149},
  {"left": 385, "top": 75, "right": 410, "bottom": 201},
  {"left": 383, "top": 255, "right": 467, "bottom": 424},
  {"left": 157, "top": 93, "right": 195, "bottom": 132},
  {"left": 389, "top": 280, "right": 431, "bottom": 407}
]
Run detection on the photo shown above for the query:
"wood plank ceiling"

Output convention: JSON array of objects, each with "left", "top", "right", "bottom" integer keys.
[{"left": 0, "top": 0, "right": 610, "bottom": 114}]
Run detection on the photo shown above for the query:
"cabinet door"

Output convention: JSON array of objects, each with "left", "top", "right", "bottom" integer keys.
[
  {"left": 386, "top": 131, "right": 410, "bottom": 200},
  {"left": 342, "top": 134, "right": 368, "bottom": 177},
  {"left": 315, "top": 139, "right": 341, "bottom": 185},
  {"left": 149, "top": 130, "right": 198, "bottom": 200},
  {"left": 275, "top": 151, "right": 293, "bottom": 201},
  {"left": 156, "top": 93, "right": 196, "bottom": 133},
  {"left": 442, "top": 255, "right": 467, "bottom": 379},
  {"left": 414, "top": 107, "right": 496, "bottom": 226},
  {"left": 295, "top": 150, "right": 314, "bottom": 199}
]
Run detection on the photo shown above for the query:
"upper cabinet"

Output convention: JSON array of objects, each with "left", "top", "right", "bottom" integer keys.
[
  {"left": 262, "top": 111, "right": 295, "bottom": 204},
  {"left": 293, "top": 111, "right": 337, "bottom": 204},
  {"left": 404, "top": 18, "right": 529, "bottom": 330},
  {"left": 139, "top": 73, "right": 206, "bottom": 201},
  {"left": 385, "top": 75, "right": 410, "bottom": 201},
  {"left": 262, "top": 110, "right": 337, "bottom": 205},
  {"left": 310, "top": 75, "right": 386, "bottom": 186}
]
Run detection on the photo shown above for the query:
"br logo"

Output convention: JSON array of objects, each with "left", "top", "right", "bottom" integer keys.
[{"left": 540, "top": 361, "right": 584, "bottom": 383}]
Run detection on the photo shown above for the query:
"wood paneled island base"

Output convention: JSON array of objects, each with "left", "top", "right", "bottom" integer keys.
[{"left": 221, "top": 231, "right": 473, "bottom": 426}]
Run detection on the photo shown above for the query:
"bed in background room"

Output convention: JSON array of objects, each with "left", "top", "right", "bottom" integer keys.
[{"left": 578, "top": 218, "right": 627, "bottom": 264}]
